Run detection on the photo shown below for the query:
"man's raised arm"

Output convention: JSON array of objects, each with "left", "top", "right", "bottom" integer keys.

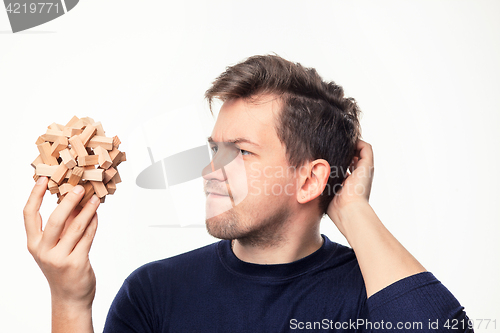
[
  {"left": 327, "top": 140, "right": 425, "bottom": 297},
  {"left": 23, "top": 176, "right": 99, "bottom": 333},
  {"left": 327, "top": 140, "right": 472, "bottom": 332}
]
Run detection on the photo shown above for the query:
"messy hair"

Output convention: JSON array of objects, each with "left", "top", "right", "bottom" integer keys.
[{"left": 205, "top": 54, "right": 361, "bottom": 215}]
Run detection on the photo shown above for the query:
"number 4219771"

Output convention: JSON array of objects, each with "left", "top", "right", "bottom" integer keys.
[
  {"left": 444, "top": 319, "right": 496, "bottom": 330},
  {"left": 6, "top": 3, "right": 60, "bottom": 14}
]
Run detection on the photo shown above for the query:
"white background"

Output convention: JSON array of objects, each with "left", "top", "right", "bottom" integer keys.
[{"left": 1, "top": 1, "right": 499, "bottom": 332}]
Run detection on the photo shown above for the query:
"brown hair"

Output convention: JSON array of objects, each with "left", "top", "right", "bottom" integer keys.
[{"left": 205, "top": 54, "right": 361, "bottom": 215}]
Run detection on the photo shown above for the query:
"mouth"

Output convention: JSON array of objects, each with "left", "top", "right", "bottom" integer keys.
[{"left": 206, "top": 192, "right": 229, "bottom": 198}]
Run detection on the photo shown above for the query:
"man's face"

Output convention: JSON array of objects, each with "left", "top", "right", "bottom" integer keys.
[{"left": 202, "top": 96, "right": 297, "bottom": 245}]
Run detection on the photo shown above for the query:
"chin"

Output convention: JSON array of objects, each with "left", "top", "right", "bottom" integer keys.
[{"left": 205, "top": 209, "right": 239, "bottom": 240}]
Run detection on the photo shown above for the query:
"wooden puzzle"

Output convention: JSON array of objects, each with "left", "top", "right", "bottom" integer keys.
[{"left": 32, "top": 116, "right": 125, "bottom": 208}]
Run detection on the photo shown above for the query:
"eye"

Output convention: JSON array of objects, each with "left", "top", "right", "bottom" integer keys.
[
  {"left": 239, "top": 149, "right": 252, "bottom": 156},
  {"left": 210, "top": 145, "right": 251, "bottom": 156}
]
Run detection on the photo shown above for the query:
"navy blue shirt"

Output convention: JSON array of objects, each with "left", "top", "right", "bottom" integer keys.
[{"left": 103, "top": 235, "right": 471, "bottom": 332}]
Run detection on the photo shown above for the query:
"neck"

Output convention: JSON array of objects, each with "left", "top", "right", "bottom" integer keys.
[{"left": 232, "top": 218, "right": 323, "bottom": 264}]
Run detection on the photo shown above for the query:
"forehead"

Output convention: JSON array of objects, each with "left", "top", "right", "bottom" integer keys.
[{"left": 211, "top": 96, "right": 282, "bottom": 147}]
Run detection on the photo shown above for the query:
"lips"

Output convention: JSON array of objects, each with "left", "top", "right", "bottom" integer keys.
[
  {"left": 205, "top": 185, "right": 229, "bottom": 196},
  {"left": 207, "top": 191, "right": 229, "bottom": 197}
]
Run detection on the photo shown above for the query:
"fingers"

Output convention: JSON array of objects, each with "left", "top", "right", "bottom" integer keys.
[
  {"left": 71, "top": 212, "right": 98, "bottom": 259},
  {"left": 40, "top": 185, "right": 86, "bottom": 251},
  {"left": 23, "top": 177, "right": 48, "bottom": 241},
  {"left": 356, "top": 140, "right": 374, "bottom": 166},
  {"left": 59, "top": 208, "right": 81, "bottom": 240},
  {"left": 57, "top": 195, "right": 100, "bottom": 256}
]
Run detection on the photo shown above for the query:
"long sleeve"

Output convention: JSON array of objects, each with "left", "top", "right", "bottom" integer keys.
[{"left": 362, "top": 272, "right": 473, "bottom": 332}]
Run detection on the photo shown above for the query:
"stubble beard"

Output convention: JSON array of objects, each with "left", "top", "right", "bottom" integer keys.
[{"left": 205, "top": 203, "right": 292, "bottom": 248}]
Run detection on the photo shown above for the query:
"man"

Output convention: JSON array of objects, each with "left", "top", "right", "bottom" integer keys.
[{"left": 24, "top": 55, "right": 471, "bottom": 332}]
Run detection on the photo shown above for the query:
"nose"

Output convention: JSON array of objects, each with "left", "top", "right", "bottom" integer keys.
[{"left": 202, "top": 159, "right": 226, "bottom": 181}]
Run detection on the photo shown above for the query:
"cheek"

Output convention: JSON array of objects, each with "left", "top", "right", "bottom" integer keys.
[
  {"left": 248, "top": 169, "right": 295, "bottom": 200},
  {"left": 226, "top": 159, "right": 297, "bottom": 204},
  {"left": 224, "top": 155, "right": 249, "bottom": 205}
]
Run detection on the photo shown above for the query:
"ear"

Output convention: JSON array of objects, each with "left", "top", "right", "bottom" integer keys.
[{"left": 297, "top": 159, "right": 330, "bottom": 204}]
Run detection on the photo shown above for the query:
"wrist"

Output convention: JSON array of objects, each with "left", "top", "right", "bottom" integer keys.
[
  {"left": 49, "top": 279, "right": 96, "bottom": 308},
  {"left": 337, "top": 199, "right": 371, "bottom": 218},
  {"left": 52, "top": 296, "right": 93, "bottom": 311},
  {"left": 51, "top": 294, "right": 93, "bottom": 322},
  {"left": 51, "top": 298, "right": 93, "bottom": 333},
  {"left": 332, "top": 200, "right": 375, "bottom": 243}
]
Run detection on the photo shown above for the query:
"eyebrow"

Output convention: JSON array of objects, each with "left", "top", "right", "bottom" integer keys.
[{"left": 207, "top": 136, "right": 261, "bottom": 148}]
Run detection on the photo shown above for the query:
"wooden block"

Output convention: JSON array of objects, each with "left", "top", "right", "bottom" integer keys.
[
  {"left": 50, "top": 136, "right": 68, "bottom": 157},
  {"left": 108, "top": 147, "right": 119, "bottom": 160},
  {"left": 68, "top": 166, "right": 84, "bottom": 186},
  {"left": 33, "top": 173, "right": 40, "bottom": 182},
  {"left": 31, "top": 155, "right": 43, "bottom": 169},
  {"left": 103, "top": 167, "right": 117, "bottom": 184},
  {"left": 35, "top": 164, "right": 58, "bottom": 177},
  {"left": 78, "top": 155, "right": 99, "bottom": 167},
  {"left": 48, "top": 122, "right": 62, "bottom": 131},
  {"left": 87, "top": 136, "right": 113, "bottom": 150},
  {"left": 81, "top": 117, "right": 95, "bottom": 125},
  {"left": 58, "top": 183, "right": 75, "bottom": 196},
  {"left": 37, "top": 142, "right": 58, "bottom": 165},
  {"left": 48, "top": 179, "right": 59, "bottom": 194},
  {"left": 35, "top": 136, "right": 45, "bottom": 145},
  {"left": 90, "top": 181, "right": 108, "bottom": 198},
  {"left": 79, "top": 125, "right": 97, "bottom": 146},
  {"left": 94, "top": 146, "right": 112, "bottom": 169},
  {"left": 63, "top": 127, "right": 83, "bottom": 138},
  {"left": 65, "top": 116, "right": 80, "bottom": 128},
  {"left": 113, "top": 135, "right": 121, "bottom": 148},
  {"left": 82, "top": 168, "right": 104, "bottom": 181},
  {"left": 57, "top": 193, "right": 66, "bottom": 204},
  {"left": 92, "top": 122, "right": 105, "bottom": 136},
  {"left": 112, "top": 170, "right": 122, "bottom": 184},
  {"left": 52, "top": 164, "right": 69, "bottom": 185},
  {"left": 44, "top": 129, "right": 65, "bottom": 142},
  {"left": 73, "top": 119, "right": 86, "bottom": 129},
  {"left": 59, "top": 149, "right": 77, "bottom": 169},
  {"left": 100, "top": 196, "right": 106, "bottom": 203},
  {"left": 108, "top": 148, "right": 123, "bottom": 166},
  {"left": 69, "top": 147, "right": 78, "bottom": 159},
  {"left": 114, "top": 151, "right": 126, "bottom": 167},
  {"left": 69, "top": 135, "right": 88, "bottom": 158},
  {"left": 106, "top": 179, "right": 116, "bottom": 194},
  {"left": 79, "top": 183, "right": 94, "bottom": 208}
]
